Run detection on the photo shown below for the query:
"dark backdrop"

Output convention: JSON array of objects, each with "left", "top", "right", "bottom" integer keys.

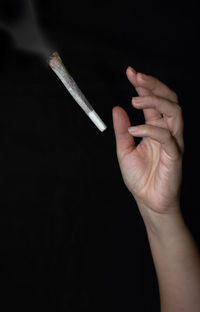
[{"left": 0, "top": 1, "right": 199, "bottom": 311}]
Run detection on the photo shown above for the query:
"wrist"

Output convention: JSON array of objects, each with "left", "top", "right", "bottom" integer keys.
[{"left": 137, "top": 202, "right": 186, "bottom": 239}]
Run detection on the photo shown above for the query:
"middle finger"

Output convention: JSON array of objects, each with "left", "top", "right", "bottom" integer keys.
[{"left": 132, "top": 95, "right": 184, "bottom": 145}]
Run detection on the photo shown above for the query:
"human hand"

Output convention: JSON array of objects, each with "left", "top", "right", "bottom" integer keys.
[{"left": 112, "top": 67, "right": 184, "bottom": 224}]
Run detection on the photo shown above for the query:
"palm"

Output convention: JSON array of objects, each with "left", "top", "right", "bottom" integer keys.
[{"left": 119, "top": 136, "right": 181, "bottom": 214}]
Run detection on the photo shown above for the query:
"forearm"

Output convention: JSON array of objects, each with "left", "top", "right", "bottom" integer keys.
[{"left": 141, "top": 207, "right": 200, "bottom": 312}]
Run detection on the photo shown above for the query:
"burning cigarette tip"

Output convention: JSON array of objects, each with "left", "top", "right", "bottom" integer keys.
[{"left": 48, "top": 51, "right": 61, "bottom": 67}]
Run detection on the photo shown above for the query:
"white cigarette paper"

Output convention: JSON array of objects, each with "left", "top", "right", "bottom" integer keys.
[{"left": 48, "top": 52, "right": 107, "bottom": 132}]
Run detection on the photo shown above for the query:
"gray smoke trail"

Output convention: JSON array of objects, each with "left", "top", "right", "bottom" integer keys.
[{"left": 0, "top": 0, "right": 53, "bottom": 59}]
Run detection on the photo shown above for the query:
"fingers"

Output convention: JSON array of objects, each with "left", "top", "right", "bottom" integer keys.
[
  {"left": 126, "top": 66, "right": 178, "bottom": 103},
  {"left": 132, "top": 95, "right": 180, "bottom": 117},
  {"left": 126, "top": 67, "right": 161, "bottom": 122},
  {"left": 126, "top": 66, "right": 179, "bottom": 123},
  {"left": 128, "top": 124, "right": 180, "bottom": 159},
  {"left": 112, "top": 106, "right": 136, "bottom": 160},
  {"left": 132, "top": 95, "right": 184, "bottom": 152}
]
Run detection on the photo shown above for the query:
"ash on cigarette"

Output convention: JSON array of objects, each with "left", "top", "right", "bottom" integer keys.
[
  {"left": 0, "top": 0, "right": 54, "bottom": 60},
  {"left": 48, "top": 51, "right": 62, "bottom": 67}
]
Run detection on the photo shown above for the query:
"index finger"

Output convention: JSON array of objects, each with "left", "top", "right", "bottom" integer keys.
[{"left": 127, "top": 67, "right": 178, "bottom": 103}]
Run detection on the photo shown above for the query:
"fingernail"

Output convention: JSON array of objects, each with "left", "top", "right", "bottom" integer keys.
[
  {"left": 139, "top": 73, "right": 148, "bottom": 80},
  {"left": 132, "top": 97, "right": 142, "bottom": 104},
  {"left": 128, "top": 66, "right": 136, "bottom": 74},
  {"left": 128, "top": 126, "right": 138, "bottom": 133}
]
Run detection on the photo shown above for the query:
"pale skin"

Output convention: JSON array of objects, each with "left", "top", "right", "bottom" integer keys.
[{"left": 112, "top": 66, "right": 200, "bottom": 312}]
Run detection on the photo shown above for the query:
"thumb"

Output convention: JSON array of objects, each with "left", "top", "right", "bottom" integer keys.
[{"left": 112, "top": 106, "right": 135, "bottom": 160}]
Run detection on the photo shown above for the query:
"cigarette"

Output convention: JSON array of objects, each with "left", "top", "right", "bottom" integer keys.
[{"left": 48, "top": 52, "right": 107, "bottom": 132}]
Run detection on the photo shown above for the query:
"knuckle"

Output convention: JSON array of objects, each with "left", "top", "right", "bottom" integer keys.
[
  {"left": 145, "top": 94, "right": 159, "bottom": 106},
  {"left": 140, "top": 125, "right": 148, "bottom": 134},
  {"left": 140, "top": 124, "right": 152, "bottom": 136},
  {"left": 147, "top": 94, "right": 157, "bottom": 101}
]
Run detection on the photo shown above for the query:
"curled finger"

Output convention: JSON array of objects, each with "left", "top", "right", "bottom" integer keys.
[
  {"left": 128, "top": 124, "right": 180, "bottom": 159},
  {"left": 132, "top": 95, "right": 184, "bottom": 152},
  {"left": 127, "top": 67, "right": 178, "bottom": 103}
]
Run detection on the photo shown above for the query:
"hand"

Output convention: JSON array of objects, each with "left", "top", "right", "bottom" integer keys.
[{"left": 112, "top": 67, "right": 184, "bottom": 223}]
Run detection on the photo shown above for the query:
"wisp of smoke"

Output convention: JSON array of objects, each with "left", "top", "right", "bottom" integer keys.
[
  {"left": 0, "top": 0, "right": 53, "bottom": 60},
  {"left": 0, "top": 0, "right": 108, "bottom": 131}
]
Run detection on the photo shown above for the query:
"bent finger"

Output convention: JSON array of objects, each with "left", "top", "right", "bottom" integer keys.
[
  {"left": 128, "top": 124, "right": 180, "bottom": 159},
  {"left": 126, "top": 67, "right": 161, "bottom": 122},
  {"left": 132, "top": 95, "right": 184, "bottom": 152},
  {"left": 132, "top": 95, "right": 181, "bottom": 118},
  {"left": 126, "top": 67, "right": 178, "bottom": 103}
]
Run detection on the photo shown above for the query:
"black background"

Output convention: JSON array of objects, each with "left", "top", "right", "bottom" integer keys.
[{"left": 0, "top": 1, "right": 199, "bottom": 311}]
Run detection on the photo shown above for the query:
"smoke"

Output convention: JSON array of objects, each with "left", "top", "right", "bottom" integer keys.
[{"left": 0, "top": 0, "right": 54, "bottom": 60}]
